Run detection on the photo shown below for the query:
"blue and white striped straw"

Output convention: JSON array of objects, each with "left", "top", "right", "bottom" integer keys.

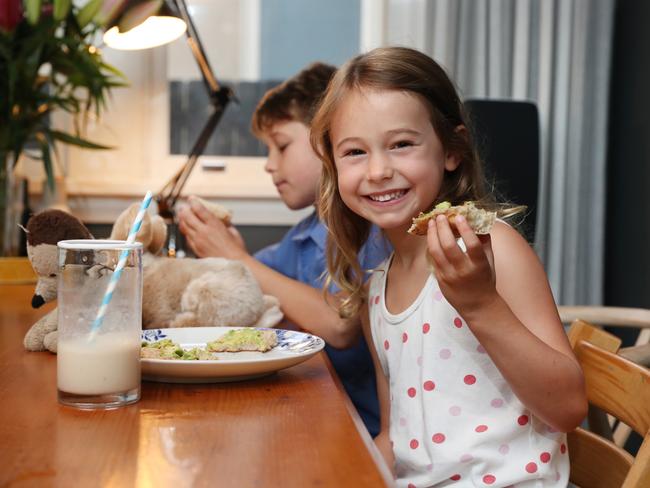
[{"left": 89, "top": 191, "right": 153, "bottom": 339}]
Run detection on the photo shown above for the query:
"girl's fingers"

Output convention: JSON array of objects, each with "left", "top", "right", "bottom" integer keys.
[
  {"left": 435, "top": 215, "right": 466, "bottom": 266},
  {"left": 455, "top": 215, "right": 493, "bottom": 266},
  {"left": 426, "top": 219, "right": 452, "bottom": 271}
]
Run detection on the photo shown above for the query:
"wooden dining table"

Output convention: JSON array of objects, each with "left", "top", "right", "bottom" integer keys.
[{"left": 0, "top": 284, "right": 392, "bottom": 487}]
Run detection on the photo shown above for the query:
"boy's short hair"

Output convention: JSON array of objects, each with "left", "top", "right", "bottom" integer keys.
[{"left": 251, "top": 62, "right": 336, "bottom": 137}]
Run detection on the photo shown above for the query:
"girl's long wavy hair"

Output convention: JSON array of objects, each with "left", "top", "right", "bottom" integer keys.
[{"left": 310, "top": 46, "right": 492, "bottom": 319}]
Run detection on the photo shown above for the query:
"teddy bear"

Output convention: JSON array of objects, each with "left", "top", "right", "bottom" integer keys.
[{"left": 23, "top": 203, "right": 283, "bottom": 353}]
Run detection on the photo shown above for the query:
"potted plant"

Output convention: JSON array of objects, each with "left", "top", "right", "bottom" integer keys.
[{"left": 0, "top": 0, "right": 128, "bottom": 255}]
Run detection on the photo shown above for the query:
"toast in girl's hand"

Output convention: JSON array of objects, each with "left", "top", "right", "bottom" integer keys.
[{"left": 408, "top": 201, "right": 497, "bottom": 236}]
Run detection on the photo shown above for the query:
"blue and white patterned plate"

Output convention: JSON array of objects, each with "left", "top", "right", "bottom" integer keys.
[{"left": 140, "top": 327, "right": 325, "bottom": 383}]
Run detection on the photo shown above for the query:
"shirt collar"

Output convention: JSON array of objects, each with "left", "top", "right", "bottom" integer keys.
[{"left": 290, "top": 211, "right": 327, "bottom": 250}]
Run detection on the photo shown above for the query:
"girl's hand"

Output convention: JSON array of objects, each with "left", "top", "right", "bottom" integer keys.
[
  {"left": 426, "top": 214, "right": 498, "bottom": 315},
  {"left": 177, "top": 199, "right": 247, "bottom": 259}
]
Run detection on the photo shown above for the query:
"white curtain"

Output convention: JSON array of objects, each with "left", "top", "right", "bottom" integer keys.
[{"left": 364, "top": 0, "right": 615, "bottom": 305}]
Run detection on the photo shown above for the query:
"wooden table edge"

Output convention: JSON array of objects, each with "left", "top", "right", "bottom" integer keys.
[{"left": 321, "top": 352, "right": 394, "bottom": 486}]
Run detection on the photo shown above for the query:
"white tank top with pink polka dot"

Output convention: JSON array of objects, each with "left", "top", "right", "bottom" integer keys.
[{"left": 368, "top": 257, "right": 570, "bottom": 488}]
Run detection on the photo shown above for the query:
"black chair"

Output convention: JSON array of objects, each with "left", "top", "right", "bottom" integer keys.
[{"left": 463, "top": 99, "right": 540, "bottom": 242}]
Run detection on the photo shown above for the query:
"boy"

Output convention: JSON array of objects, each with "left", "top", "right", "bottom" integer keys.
[{"left": 177, "top": 62, "right": 390, "bottom": 436}]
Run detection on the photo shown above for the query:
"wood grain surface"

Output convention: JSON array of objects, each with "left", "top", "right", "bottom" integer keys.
[{"left": 0, "top": 285, "right": 392, "bottom": 487}]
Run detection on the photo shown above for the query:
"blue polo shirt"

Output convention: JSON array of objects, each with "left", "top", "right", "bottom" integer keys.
[{"left": 254, "top": 211, "right": 390, "bottom": 437}]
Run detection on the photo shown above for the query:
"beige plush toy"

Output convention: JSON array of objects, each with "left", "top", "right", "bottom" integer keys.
[{"left": 24, "top": 203, "right": 283, "bottom": 353}]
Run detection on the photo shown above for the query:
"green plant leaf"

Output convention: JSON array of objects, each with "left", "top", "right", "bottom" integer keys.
[
  {"left": 53, "top": 0, "right": 72, "bottom": 21},
  {"left": 99, "top": 61, "right": 127, "bottom": 80},
  {"left": 76, "top": 0, "right": 103, "bottom": 29},
  {"left": 25, "top": 0, "right": 42, "bottom": 25},
  {"left": 49, "top": 130, "right": 113, "bottom": 150},
  {"left": 38, "top": 137, "right": 55, "bottom": 191}
]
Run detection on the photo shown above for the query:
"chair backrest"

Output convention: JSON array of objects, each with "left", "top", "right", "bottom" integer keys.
[
  {"left": 463, "top": 99, "right": 540, "bottom": 242},
  {"left": 568, "top": 319, "right": 650, "bottom": 488},
  {"left": 561, "top": 305, "right": 650, "bottom": 367}
]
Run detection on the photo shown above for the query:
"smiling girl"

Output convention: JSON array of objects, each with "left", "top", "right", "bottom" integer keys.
[{"left": 311, "top": 47, "right": 587, "bottom": 487}]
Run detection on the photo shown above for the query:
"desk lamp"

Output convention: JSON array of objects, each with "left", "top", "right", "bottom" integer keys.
[{"left": 104, "top": 0, "right": 235, "bottom": 256}]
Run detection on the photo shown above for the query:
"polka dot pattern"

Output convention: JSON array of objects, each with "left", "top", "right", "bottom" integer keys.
[
  {"left": 432, "top": 433, "right": 446, "bottom": 444},
  {"left": 483, "top": 474, "right": 496, "bottom": 484},
  {"left": 464, "top": 374, "right": 477, "bottom": 385},
  {"left": 460, "top": 454, "right": 473, "bottom": 463}
]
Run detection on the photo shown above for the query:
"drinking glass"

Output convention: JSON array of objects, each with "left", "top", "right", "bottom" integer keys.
[{"left": 56, "top": 240, "right": 143, "bottom": 409}]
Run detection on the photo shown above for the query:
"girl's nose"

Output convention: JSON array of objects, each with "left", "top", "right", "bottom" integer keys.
[{"left": 367, "top": 154, "right": 393, "bottom": 181}]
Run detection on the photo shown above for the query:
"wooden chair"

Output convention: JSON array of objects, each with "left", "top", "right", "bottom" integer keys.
[
  {"left": 567, "top": 319, "right": 650, "bottom": 488},
  {"left": 560, "top": 306, "right": 650, "bottom": 447},
  {"left": 560, "top": 306, "right": 650, "bottom": 367},
  {"left": 0, "top": 257, "right": 36, "bottom": 285}
]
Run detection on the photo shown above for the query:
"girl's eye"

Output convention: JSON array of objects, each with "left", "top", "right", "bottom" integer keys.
[
  {"left": 278, "top": 144, "right": 289, "bottom": 152},
  {"left": 343, "top": 148, "right": 365, "bottom": 157},
  {"left": 391, "top": 140, "right": 413, "bottom": 149}
]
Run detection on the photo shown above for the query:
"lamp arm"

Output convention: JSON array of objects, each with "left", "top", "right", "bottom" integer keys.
[
  {"left": 174, "top": 0, "right": 220, "bottom": 97},
  {"left": 156, "top": 0, "right": 236, "bottom": 220},
  {"left": 157, "top": 102, "right": 227, "bottom": 217}
]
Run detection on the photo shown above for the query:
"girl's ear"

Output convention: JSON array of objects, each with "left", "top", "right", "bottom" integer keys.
[{"left": 444, "top": 125, "right": 467, "bottom": 172}]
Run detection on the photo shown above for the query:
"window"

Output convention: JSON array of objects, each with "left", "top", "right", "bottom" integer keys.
[{"left": 168, "top": 0, "right": 361, "bottom": 157}]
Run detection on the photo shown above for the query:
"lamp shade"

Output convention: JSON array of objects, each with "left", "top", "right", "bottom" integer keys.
[{"left": 103, "top": 1, "right": 186, "bottom": 50}]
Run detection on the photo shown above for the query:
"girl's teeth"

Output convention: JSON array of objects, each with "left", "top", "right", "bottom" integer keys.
[{"left": 370, "top": 191, "right": 405, "bottom": 202}]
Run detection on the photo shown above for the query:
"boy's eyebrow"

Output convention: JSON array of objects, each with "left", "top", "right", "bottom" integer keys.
[{"left": 335, "top": 128, "right": 421, "bottom": 149}]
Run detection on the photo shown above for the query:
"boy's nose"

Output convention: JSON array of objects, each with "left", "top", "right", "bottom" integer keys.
[
  {"left": 367, "top": 154, "right": 393, "bottom": 181},
  {"left": 264, "top": 153, "right": 278, "bottom": 173}
]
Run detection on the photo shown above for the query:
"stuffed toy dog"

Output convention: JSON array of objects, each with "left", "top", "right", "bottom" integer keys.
[{"left": 23, "top": 204, "right": 282, "bottom": 353}]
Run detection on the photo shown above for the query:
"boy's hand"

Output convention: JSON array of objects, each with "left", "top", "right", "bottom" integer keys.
[
  {"left": 426, "top": 214, "right": 498, "bottom": 316},
  {"left": 177, "top": 197, "right": 247, "bottom": 259}
]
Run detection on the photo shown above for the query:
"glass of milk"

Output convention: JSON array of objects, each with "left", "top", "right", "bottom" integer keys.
[{"left": 57, "top": 240, "right": 143, "bottom": 409}]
